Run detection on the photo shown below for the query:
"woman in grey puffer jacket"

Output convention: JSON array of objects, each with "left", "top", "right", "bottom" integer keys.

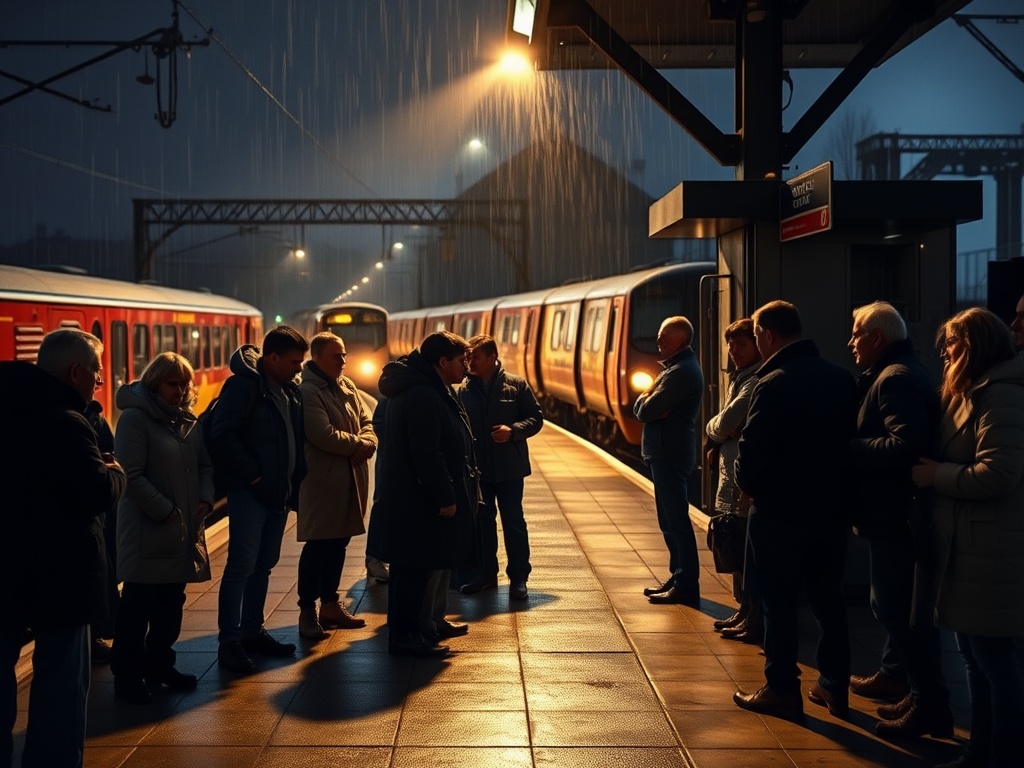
[{"left": 112, "top": 353, "right": 214, "bottom": 704}]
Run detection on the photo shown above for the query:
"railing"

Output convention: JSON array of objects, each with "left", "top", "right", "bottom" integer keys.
[{"left": 956, "top": 245, "right": 1024, "bottom": 307}]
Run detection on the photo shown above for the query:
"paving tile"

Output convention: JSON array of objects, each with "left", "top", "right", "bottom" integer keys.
[
  {"left": 117, "top": 746, "right": 264, "bottom": 767},
  {"left": 530, "top": 710, "right": 678, "bottom": 747},
  {"left": 396, "top": 710, "right": 530, "bottom": 747},
  {"left": 392, "top": 747, "right": 533, "bottom": 768},
  {"left": 533, "top": 746, "right": 692, "bottom": 768},
  {"left": 254, "top": 746, "right": 392, "bottom": 768}
]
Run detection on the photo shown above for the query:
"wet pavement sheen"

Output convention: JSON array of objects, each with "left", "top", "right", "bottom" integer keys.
[{"left": 16, "top": 424, "right": 969, "bottom": 767}]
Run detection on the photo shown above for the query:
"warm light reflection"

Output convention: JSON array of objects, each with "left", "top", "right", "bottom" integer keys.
[
  {"left": 293, "top": 249, "right": 305, "bottom": 259},
  {"left": 361, "top": 276, "right": 369, "bottom": 283},
  {"left": 468, "top": 137, "right": 484, "bottom": 152},
  {"left": 375, "top": 262, "right": 384, "bottom": 269}
]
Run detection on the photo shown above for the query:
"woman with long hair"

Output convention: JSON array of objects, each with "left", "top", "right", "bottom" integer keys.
[
  {"left": 913, "top": 308, "right": 1024, "bottom": 768},
  {"left": 112, "top": 353, "right": 214, "bottom": 704}
]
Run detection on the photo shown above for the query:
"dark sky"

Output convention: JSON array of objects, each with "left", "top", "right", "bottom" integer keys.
[{"left": 1, "top": 0, "right": 1021, "bottom": 298}]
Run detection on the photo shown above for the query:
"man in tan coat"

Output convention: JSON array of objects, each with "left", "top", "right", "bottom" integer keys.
[{"left": 296, "top": 332, "right": 377, "bottom": 639}]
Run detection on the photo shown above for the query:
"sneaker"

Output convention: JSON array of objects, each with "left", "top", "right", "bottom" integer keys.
[
  {"left": 366, "top": 558, "right": 390, "bottom": 584},
  {"left": 241, "top": 629, "right": 296, "bottom": 658},
  {"left": 218, "top": 641, "right": 256, "bottom": 674},
  {"left": 318, "top": 601, "right": 366, "bottom": 629}
]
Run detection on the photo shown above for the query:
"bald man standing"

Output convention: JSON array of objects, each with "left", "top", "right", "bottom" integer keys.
[{"left": 634, "top": 316, "right": 704, "bottom": 608}]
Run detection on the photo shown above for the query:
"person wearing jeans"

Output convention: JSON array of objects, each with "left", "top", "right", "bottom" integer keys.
[
  {"left": 208, "top": 326, "right": 308, "bottom": 674},
  {"left": 458, "top": 334, "right": 543, "bottom": 601}
]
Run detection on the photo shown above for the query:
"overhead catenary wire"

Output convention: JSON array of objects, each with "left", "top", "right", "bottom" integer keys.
[{"left": 177, "top": 1, "right": 377, "bottom": 196}]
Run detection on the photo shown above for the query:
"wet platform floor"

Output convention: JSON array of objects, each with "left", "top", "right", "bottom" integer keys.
[{"left": 15, "top": 424, "right": 969, "bottom": 767}]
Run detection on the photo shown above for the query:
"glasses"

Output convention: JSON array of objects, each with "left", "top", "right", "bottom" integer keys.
[{"left": 850, "top": 329, "right": 872, "bottom": 340}]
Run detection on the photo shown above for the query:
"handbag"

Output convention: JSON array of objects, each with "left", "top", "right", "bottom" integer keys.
[{"left": 706, "top": 511, "right": 746, "bottom": 574}]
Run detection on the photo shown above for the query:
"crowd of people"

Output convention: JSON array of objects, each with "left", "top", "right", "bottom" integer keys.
[
  {"left": 1, "top": 291, "right": 1022, "bottom": 768},
  {"left": 636, "top": 297, "right": 1023, "bottom": 768}
]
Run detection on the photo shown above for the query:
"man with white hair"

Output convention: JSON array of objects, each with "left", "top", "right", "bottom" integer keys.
[{"left": 847, "top": 301, "right": 953, "bottom": 738}]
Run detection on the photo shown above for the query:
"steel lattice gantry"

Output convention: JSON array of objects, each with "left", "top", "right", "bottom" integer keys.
[
  {"left": 132, "top": 197, "right": 529, "bottom": 289},
  {"left": 858, "top": 132, "right": 1024, "bottom": 260}
]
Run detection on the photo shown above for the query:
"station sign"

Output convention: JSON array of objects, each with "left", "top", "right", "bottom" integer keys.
[{"left": 780, "top": 161, "right": 833, "bottom": 243}]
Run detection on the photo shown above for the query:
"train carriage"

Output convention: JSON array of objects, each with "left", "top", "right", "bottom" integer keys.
[
  {"left": 287, "top": 301, "right": 389, "bottom": 396},
  {"left": 0, "top": 265, "right": 263, "bottom": 428}
]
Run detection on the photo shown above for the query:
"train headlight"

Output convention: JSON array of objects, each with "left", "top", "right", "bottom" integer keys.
[
  {"left": 358, "top": 360, "right": 377, "bottom": 381},
  {"left": 630, "top": 370, "right": 655, "bottom": 392}
]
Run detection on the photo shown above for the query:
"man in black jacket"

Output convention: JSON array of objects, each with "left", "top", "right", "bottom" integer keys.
[
  {"left": 458, "top": 334, "right": 543, "bottom": 601},
  {"left": 366, "top": 332, "right": 477, "bottom": 658},
  {"left": 847, "top": 301, "right": 953, "bottom": 737},
  {"left": 734, "top": 301, "right": 857, "bottom": 720},
  {"left": 209, "top": 326, "right": 308, "bottom": 674},
  {"left": 0, "top": 329, "right": 126, "bottom": 768},
  {"left": 634, "top": 316, "right": 704, "bottom": 607}
]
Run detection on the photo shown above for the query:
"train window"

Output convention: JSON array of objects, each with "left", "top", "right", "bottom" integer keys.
[
  {"left": 109, "top": 321, "right": 129, "bottom": 392},
  {"left": 90, "top": 320, "right": 102, "bottom": 342},
  {"left": 585, "top": 306, "right": 606, "bottom": 353},
  {"left": 226, "top": 325, "right": 238, "bottom": 358},
  {"left": 181, "top": 324, "right": 199, "bottom": 367},
  {"left": 211, "top": 326, "right": 223, "bottom": 368},
  {"left": 201, "top": 325, "right": 212, "bottom": 370},
  {"left": 156, "top": 324, "right": 177, "bottom": 353},
  {"left": 550, "top": 309, "right": 565, "bottom": 350},
  {"left": 132, "top": 324, "right": 150, "bottom": 379},
  {"left": 462, "top": 319, "right": 477, "bottom": 338},
  {"left": 511, "top": 315, "right": 520, "bottom": 345},
  {"left": 564, "top": 305, "right": 578, "bottom": 351}
]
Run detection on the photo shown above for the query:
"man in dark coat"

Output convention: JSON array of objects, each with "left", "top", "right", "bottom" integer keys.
[
  {"left": 458, "top": 334, "right": 543, "bottom": 601},
  {"left": 0, "top": 329, "right": 126, "bottom": 768},
  {"left": 208, "top": 325, "right": 308, "bottom": 674},
  {"left": 847, "top": 301, "right": 953, "bottom": 737},
  {"left": 634, "top": 315, "right": 704, "bottom": 607},
  {"left": 366, "top": 331, "right": 477, "bottom": 658},
  {"left": 733, "top": 300, "right": 857, "bottom": 720}
]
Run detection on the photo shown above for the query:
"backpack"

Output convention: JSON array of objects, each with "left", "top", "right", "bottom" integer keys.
[{"left": 197, "top": 381, "right": 258, "bottom": 504}]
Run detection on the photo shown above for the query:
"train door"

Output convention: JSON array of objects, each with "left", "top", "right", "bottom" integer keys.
[
  {"left": 604, "top": 298, "right": 622, "bottom": 412},
  {"left": 523, "top": 307, "right": 541, "bottom": 393},
  {"left": 107, "top": 320, "right": 129, "bottom": 428}
]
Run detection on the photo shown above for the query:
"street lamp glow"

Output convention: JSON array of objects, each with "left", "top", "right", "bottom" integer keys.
[
  {"left": 392, "top": 242, "right": 404, "bottom": 252},
  {"left": 468, "top": 138, "right": 484, "bottom": 152},
  {"left": 293, "top": 248, "right": 305, "bottom": 259},
  {"left": 499, "top": 49, "right": 531, "bottom": 77},
  {"left": 375, "top": 261, "right": 384, "bottom": 269},
  {"left": 361, "top": 276, "right": 369, "bottom": 284},
  {"left": 351, "top": 285, "right": 359, "bottom": 291}
]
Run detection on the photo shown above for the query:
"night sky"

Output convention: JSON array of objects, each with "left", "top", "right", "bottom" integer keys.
[{"left": 1, "top": 0, "right": 1021, "bottom": 306}]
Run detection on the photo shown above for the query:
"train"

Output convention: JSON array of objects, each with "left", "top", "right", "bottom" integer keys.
[
  {"left": 0, "top": 264, "right": 264, "bottom": 428},
  {"left": 286, "top": 301, "right": 389, "bottom": 396},
  {"left": 388, "top": 261, "right": 716, "bottom": 453}
]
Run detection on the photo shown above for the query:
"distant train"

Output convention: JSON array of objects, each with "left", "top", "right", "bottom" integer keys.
[
  {"left": 0, "top": 265, "right": 264, "bottom": 428},
  {"left": 389, "top": 262, "right": 715, "bottom": 451},
  {"left": 286, "top": 301, "right": 389, "bottom": 396}
]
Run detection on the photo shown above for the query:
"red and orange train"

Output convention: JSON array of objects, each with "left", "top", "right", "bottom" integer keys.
[
  {"left": 0, "top": 265, "right": 264, "bottom": 428},
  {"left": 388, "top": 261, "right": 715, "bottom": 451}
]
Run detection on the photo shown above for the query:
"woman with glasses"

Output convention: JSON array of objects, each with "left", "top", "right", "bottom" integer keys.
[
  {"left": 111, "top": 353, "right": 214, "bottom": 704},
  {"left": 913, "top": 308, "right": 1024, "bottom": 768}
]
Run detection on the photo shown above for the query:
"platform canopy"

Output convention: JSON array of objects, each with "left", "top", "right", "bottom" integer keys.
[{"left": 509, "top": 0, "right": 972, "bottom": 71}]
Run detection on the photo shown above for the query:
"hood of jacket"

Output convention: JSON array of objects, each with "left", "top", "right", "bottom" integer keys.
[
  {"left": 378, "top": 350, "right": 443, "bottom": 399},
  {"left": 115, "top": 380, "right": 197, "bottom": 436},
  {"left": 229, "top": 344, "right": 262, "bottom": 379}
]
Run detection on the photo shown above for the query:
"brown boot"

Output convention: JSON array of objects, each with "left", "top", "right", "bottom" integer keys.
[
  {"left": 299, "top": 608, "right": 327, "bottom": 640},
  {"left": 319, "top": 600, "right": 366, "bottom": 629},
  {"left": 875, "top": 700, "right": 954, "bottom": 739}
]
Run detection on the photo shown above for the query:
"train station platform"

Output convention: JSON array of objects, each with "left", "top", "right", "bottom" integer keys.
[{"left": 15, "top": 424, "right": 969, "bottom": 768}]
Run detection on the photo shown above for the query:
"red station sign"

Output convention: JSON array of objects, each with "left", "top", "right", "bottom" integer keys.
[{"left": 780, "top": 161, "right": 833, "bottom": 243}]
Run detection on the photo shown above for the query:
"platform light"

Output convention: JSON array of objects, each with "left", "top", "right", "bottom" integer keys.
[
  {"left": 375, "top": 261, "right": 384, "bottom": 270},
  {"left": 361, "top": 276, "right": 369, "bottom": 284},
  {"left": 499, "top": 49, "right": 532, "bottom": 77},
  {"left": 630, "top": 370, "right": 655, "bottom": 392}
]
